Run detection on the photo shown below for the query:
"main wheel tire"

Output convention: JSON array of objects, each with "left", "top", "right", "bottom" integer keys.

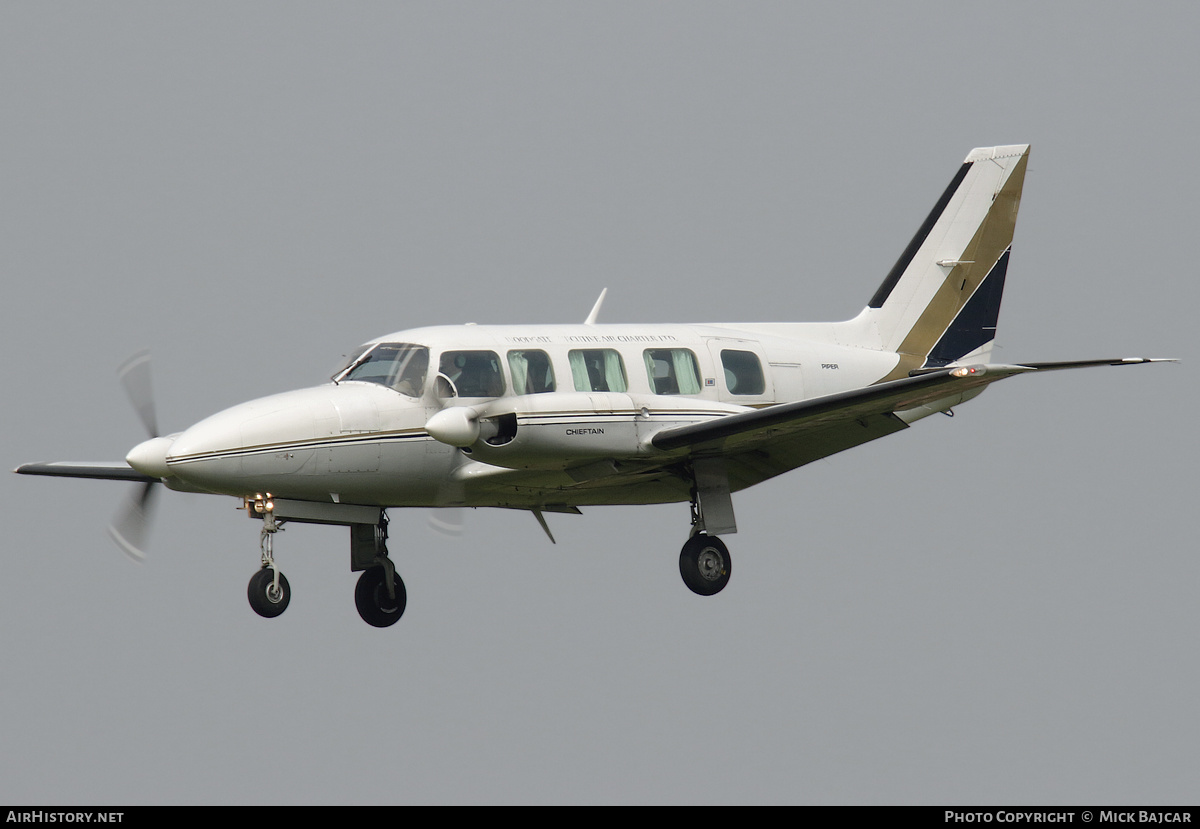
[
  {"left": 355, "top": 567, "right": 407, "bottom": 628},
  {"left": 679, "top": 535, "right": 732, "bottom": 596},
  {"left": 248, "top": 567, "right": 291, "bottom": 618}
]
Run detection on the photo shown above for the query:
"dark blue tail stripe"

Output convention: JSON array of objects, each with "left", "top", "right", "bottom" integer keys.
[{"left": 924, "top": 248, "right": 1010, "bottom": 367}]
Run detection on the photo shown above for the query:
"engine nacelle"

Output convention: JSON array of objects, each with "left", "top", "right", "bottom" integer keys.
[
  {"left": 450, "top": 392, "right": 747, "bottom": 470},
  {"left": 425, "top": 406, "right": 481, "bottom": 447}
]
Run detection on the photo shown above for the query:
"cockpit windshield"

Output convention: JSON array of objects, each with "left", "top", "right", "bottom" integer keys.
[{"left": 335, "top": 343, "right": 429, "bottom": 397}]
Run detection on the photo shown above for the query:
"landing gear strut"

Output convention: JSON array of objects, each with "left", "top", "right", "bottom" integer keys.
[{"left": 247, "top": 494, "right": 291, "bottom": 617}]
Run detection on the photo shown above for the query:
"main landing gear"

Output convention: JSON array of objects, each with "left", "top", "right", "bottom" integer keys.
[
  {"left": 354, "top": 562, "right": 407, "bottom": 628},
  {"left": 679, "top": 534, "right": 731, "bottom": 596},
  {"left": 678, "top": 459, "right": 735, "bottom": 596},
  {"left": 243, "top": 494, "right": 407, "bottom": 628},
  {"left": 349, "top": 520, "right": 406, "bottom": 627}
]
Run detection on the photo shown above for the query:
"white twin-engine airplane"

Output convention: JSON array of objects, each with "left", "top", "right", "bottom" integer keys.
[{"left": 16, "top": 144, "right": 1173, "bottom": 627}]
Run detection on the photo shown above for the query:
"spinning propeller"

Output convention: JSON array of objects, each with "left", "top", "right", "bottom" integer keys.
[
  {"left": 424, "top": 403, "right": 479, "bottom": 537},
  {"left": 428, "top": 455, "right": 468, "bottom": 537},
  {"left": 108, "top": 351, "right": 165, "bottom": 561}
]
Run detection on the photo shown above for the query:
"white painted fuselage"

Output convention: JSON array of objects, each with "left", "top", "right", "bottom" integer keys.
[{"left": 155, "top": 320, "right": 900, "bottom": 509}]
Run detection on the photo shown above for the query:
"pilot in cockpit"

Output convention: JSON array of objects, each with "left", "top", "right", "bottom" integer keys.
[
  {"left": 438, "top": 351, "right": 504, "bottom": 398},
  {"left": 391, "top": 349, "right": 428, "bottom": 397}
]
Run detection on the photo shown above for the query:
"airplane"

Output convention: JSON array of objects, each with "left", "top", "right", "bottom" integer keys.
[{"left": 15, "top": 143, "right": 1174, "bottom": 628}]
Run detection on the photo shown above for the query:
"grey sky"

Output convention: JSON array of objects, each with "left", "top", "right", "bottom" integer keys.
[{"left": 2, "top": 2, "right": 1194, "bottom": 805}]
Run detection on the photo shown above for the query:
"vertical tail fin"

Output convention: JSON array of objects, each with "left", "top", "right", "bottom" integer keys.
[{"left": 866, "top": 144, "right": 1029, "bottom": 380}]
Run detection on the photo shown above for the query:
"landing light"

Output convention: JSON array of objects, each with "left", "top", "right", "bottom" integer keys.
[
  {"left": 250, "top": 493, "right": 275, "bottom": 514},
  {"left": 950, "top": 366, "right": 984, "bottom": 377}
]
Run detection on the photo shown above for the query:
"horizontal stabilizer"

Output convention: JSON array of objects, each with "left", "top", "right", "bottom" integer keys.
[{"left": 1012, "top": 357, "right": 1178, "bottom": 371}]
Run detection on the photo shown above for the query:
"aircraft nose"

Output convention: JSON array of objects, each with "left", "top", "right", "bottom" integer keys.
[
  {"left": 126, "top": 436, "right": 174, "bottom": 479},
  {"left": 164, "top": 387, "right": 348, "bottom": 494}
]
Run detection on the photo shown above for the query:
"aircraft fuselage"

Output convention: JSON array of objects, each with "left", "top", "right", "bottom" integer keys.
[{"left": 152, "top": 321, "right": 900, "bottom": 508}]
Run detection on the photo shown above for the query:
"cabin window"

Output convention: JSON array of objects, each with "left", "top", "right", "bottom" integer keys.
[
  {"left": 720, "top": 349, "right": 765, "bottom": 395},
  {"left": 643, "top": 349, "right": 702, "bottom": 395},
  {"left": 338, "top": 343, "right": 429, "bottom": 397},
  {"left": 507, "top": 350, "right": 556, "bottom": 395},
  {"left": 568, "top": 349, "right": 627, "bottom": 393},
  {"left": 438, "top": 350, "right": 505, "bottom": 398}
]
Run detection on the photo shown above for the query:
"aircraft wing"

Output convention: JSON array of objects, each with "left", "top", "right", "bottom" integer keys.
[
  {"left": 649, "top": 358, "right": 1172, "bottom": 491},
  {"left": 14, "top": 462, "right": 158, "bottom": 483}
]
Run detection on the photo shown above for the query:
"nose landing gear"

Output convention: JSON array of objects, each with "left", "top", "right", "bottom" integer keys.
[
  {"left": 248, "top": 566, "right": 291, "bottom": 617},
  {"left": 247, "top": 494, "right": 292, "bottom": 618}
]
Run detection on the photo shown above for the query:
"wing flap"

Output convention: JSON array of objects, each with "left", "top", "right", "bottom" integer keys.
[
  {"left": 721, "top": 413, "right": 911, "bottom": 490},
  {"left": 651, "top": 366, "right": 1015, "bottom": 454}
]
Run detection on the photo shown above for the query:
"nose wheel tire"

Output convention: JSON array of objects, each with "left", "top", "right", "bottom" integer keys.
[
  {"left": 248, "top": 567, "right": 291, "bottom": 618},
  {"left": 355, "top": 567, "right": 407, "bottom": 627},
  {"left": 679, "top": 535, "right": 731, "bottom": 596}
]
